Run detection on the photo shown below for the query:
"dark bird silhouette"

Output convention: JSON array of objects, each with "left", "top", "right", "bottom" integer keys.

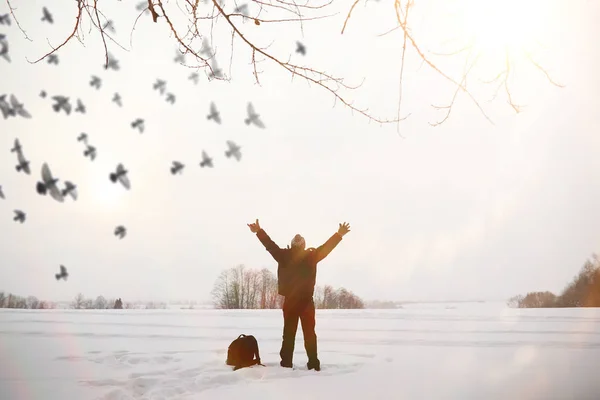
[
  {"left": 75, "top": 99, "right": 86, "bottom": 114},
  {"left": 36, "top": 162, "right": 65, "bottom": 202},
  {"left": 9, "top": 95, "right": 31, "bottom": 118},
  {"left": 114, "top": 225, "right": 127, "bottom": 239},
  {"left": 200, "top": 150, "right": 214, "bottom": 168},
  {"left": 83, "top": 145, "right": 97, "bottom": 161},
  {"left": 0, "top": 94, "right": 12, "bottom": 118},
  {"left": 166, "top": 93, "right": 176, "bottom": 104},
  {"left": 244, "top": 102, "right": 265, "bottom": 128},
  {"left": 199, "top": 38, "right": 212, "bottom": 57},
  {"left": 0, "top": 14, "right": 11, "bottom": 26},
  {"left": 13, "top": 139, "right": 31, "bottom": 175},
  {"left": 41, "top": 7, "right": 54, "bottom": 24},
  {"left": 102, "top": 20, "right": 115, "bottom": 33},
  {"left": 225, "top": 140, "right": 242, "bottom": 161},
  {"left": 90, "top": 75, "right": 101, "bottom": 89},
  {"left": 208, "top": 61, "right": 223, "bottom": 80},
  {"left": 104, "top": 53, "right": 120, "bottom": 70},
  {"left": 170, "top": 161, "right": 184, "bottom": 175},
  {"left": 131, "top": 118, "right": 145, "bottom": 133},
  {"left": 174, "top": 51, "right": 185, "bottom": 64},
  {"left": 47, "top": 54, "right": 59, "bottom": 65},
  {"left": 77, "top": 132, "right": 88, "bottom": 144},
  {"left": 13, "top": 209, "right": 25, "bottom": 223},
  {"left": 112, "top": 93, "right": 122, "bottom": 107},
  {"left": 188, "top": 72, "right": 199, "bottom": 85},
  {"left": 109, "top": 163, "right": 131, "bottom": 190},
  {"left": 153, "top": 79, "right": 166, "bottom": 95},
  {"left": 61, "top": 181, "right": 78, "bottom": 200},
  {"left": 296, "top": 41, "right": 306, "bottom": 56},
  {"left": 0, "top": 37, "right": 10, "bottom": 63},
  {"left": 52, "top": 96, "right": 71, "bottom": 115},
  {"left": 11, "top": 137, "right": 22, "bottom": 153},
  {"left": 40, "top": 90, "right": 47, "bottom": 98},
  {"left": 207, "top": 102, "right": 221, "bottom": 124},
  {"left": 0, "top": 185, "right": 4, "bottom": 199},
  {"left": 234, "top": 4, "right": 249, "bottom": 16},
  {"left": 55, "top": 265, "right": 68, "bottom": 281}
]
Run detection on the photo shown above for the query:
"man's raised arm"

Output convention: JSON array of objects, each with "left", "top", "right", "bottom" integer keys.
[
  {"left": 248, "top": 219, "right": 283, "bottom": 262},
  {"left": 315, "top": 222, "right": 351, "bottom": 263}
]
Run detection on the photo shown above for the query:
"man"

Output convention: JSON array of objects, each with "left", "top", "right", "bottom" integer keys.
[{"left": 247, "top": 218, "right": 351, "bottom": 371}]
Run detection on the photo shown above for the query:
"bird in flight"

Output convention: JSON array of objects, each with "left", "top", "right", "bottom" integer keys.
[
  {"left": 225, "top": 140, "right": 242, "bottom": 161},
  {"left": 55, "top": 265, "right": 68, "bottom": 281},
  {"left": 47, "top": 54, "right": 59, "bottom": 65},
  {"left": 166, "top": 93, "right": 176, "bottom": 104},
  {"left": 174, "top": 51, "right": 185, "bottom": 64},
  {"left": 52, "top": 96, "right": 72, "bottom": 115},
  {"left": 36, "top": 163, "right": 65, "bottom": 202},
  {"left": 13, "top": 210, "right": 26, "bottom": 223},
  {"left": 0, "top": 185, "right": 4, "bottom": 199},
  {"left": 0, "top": 37, "right": 10, "bottom": 63},
  {"left": 131, "top": 118, "right": 145, "bottom": 133},
  {"left": 109, "top": 163, "right": 131, "bottom": 190},
  {"left": 171, "top": 161, "right": 185, "bottom": 175},
  {"left": 153, "top": 79, "right": 166, "bottom": 95},
  {"left": 75, "top": 99, "right": 86, "bottom": 114},
  {"left": 41, "top": 7, "right": 54, "bottom": 24},
  {"left": 13, "top": 139, "right": 31, "bottom": 175},
  {"left": 77, "top": 133, "right": 88, "bottom": 144},
  {"left": 112, "top": 93, "right": 122, "bottom": 107},
  {"left": 103, "top": 20, "right": 116, "bottom": 33},
  {"left": 188, "top": 72, "right": 199, "bottom": 85},
  {"left": 104, "top": 53, "right": 120, "bottom": 70},
  {"left": 114, "top": 225, "right": 127, "bottom": 239},
  {"left": 200, "top": 150, "right": 214, "bottom": 168},
  {"left": 90, "top": 75, "right": 101, "bottom": 89},
  {"left": 207, "top": 102, "right": 221, "bottom": 124},
  {"left": 296, "top": 41, "right": 306, "bottom": 56},
  {"left": 83, "top": 145, "right": 97, "bottom": 161},
  {"left": 244, "top": 102, "right": 266, "bottom": 128},
  {"left": 61, "top": 181, "right": 78, "bottom": 201},
  {"left": 9, "top": 94, "right": 31, "bottom": 118},
  {"left": 0, "top": 14, "right": 11, "bottom": 26},
  {"left": 0, "top": 94, "right": 12, "bottom": 118}
]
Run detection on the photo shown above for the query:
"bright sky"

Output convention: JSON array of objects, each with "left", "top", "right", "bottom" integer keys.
[{"left": 1, "top": 0, "right": 599, "bottom": 303}]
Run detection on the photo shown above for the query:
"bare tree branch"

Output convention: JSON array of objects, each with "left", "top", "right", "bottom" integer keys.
[
  {"left": 26, "top": 1, "right": 84, "bottom": 64},
  {"left": 5, "top": 0, "right": 32, "bottom": 41}
]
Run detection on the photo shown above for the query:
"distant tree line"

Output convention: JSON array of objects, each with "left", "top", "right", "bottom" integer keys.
[
  {"left": 508, "top": 254, "right": 600, "bottom": 308},
  {"left": 69, "top": 293, "right": 167, "bottom": 310},
  {"left": 211, "top": 265, "right": 365, "bottom": 309},
  {"left": 0, "top": 292, "right": 57, "bottom": 309}
]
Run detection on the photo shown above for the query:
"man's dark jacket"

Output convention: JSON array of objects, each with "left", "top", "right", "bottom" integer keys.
[{"left": 256, "top": 229, "right": 343, "bottom": 298}]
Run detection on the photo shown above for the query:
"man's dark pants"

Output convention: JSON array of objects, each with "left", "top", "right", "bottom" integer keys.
[{"left": 280, "top": 296, "right": 319, "bottom": 368}]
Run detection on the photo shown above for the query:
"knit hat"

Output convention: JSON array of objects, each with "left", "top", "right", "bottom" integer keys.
[{"left": 291, "top": 234, "right": 306, "bottom": 249}]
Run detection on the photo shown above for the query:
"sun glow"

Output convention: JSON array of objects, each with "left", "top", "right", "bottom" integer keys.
[
  {"left": 456, "top": 0, "right": 548, "bottom": 55},
  {"left": 86, "top": 168, "right": 128, "bottom": 211}
]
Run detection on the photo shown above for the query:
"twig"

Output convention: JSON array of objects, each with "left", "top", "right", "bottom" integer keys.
[
  {"left": 5, "top": 0, "right": 32, "bottom": 41},
  {"left": 27, "top": 1, "right": 84, "bottom": 64},
  {"left": 341, "top": 0, "right": 361, "bottom": 34}
]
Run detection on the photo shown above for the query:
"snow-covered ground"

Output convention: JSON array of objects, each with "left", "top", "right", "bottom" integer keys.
[{"left": 1, "top": 302, "right": 599, "bottom": 399}]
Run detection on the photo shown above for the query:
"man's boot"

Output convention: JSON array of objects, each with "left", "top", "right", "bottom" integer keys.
[{"left": 307, "top": 358, "right": 320, "bottom": 371}]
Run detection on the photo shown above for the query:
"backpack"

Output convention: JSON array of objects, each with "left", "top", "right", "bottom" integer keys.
[{"left": 226, "top": 334, "right": 263, "bottom": 371}]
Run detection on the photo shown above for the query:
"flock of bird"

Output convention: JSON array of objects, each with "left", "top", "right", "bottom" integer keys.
[{"left": 1, "top": 2, "right": 307, "bottom": 282}]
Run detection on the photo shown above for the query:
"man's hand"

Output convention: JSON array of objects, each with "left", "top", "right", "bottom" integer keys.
[
  {"left": 247, "top": 219, "right": 261, "bottom": 233},
  {"left": 337, "top": 222, "right": 351, "bottom": 237}
]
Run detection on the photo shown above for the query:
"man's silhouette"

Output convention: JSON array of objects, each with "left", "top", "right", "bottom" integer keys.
[{"left": 248, "top": 219, "right": 351, "bottom": 371}]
